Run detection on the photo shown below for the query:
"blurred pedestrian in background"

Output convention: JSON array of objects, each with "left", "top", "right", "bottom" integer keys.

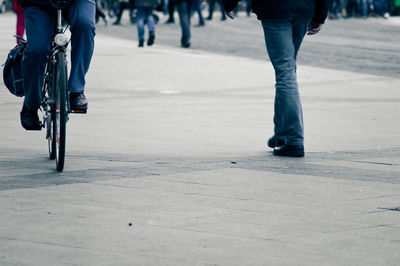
[
  {"left": 232, "top": 0, "right": 251, "bottom": 17},
  {"left": 13, "top": 0, "right": 25, "bottom": 43},
  {"left": 95, "top": 0, "right": 108, "bottom": 25},
  {"left": 346, "top": 0, "right": 358, "bottom": 17},
  {"left": 136, "top": 0, "right": 157, "bottom": 46},
  {"left": 207, "top": 0, "right": 226, "bottom": 20},
  {"left": 374, "top": 0, "right": 389, "bottom": 17},
  {"left": 165, "top": 0, "right": 175, "bottom": 23},
  {"left": 329, "top": 0, "right": 342, "bottom": 19},
  {"left": 175, "top": 0, "right": 192, "bottom": 47},
  {"left": 192, "top": 0, "right": 205, "bottom": 26},
  {"left": 223, "top": 0, "right": 329, "bottom": 157},
  {"left": 113, "top": 0, "right": 135, "bottom": 25}
]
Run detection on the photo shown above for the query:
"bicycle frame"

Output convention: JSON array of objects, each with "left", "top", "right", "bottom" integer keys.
[
  {"left": 41, "top": 9, "right": 70, "bottom": 171},
  {"left": 42, "top": 10, "right": 70, "bottom": 112}
]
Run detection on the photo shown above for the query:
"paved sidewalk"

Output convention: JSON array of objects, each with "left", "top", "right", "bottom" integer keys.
[{"left": 1, "top": 12, "right": 400, "bottom": 265}]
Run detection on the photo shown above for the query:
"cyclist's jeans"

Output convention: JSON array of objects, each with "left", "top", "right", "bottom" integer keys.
[
  {"left": 261, "top": 17, "right": 310, "bottom": 146},
  {"left": 22, "top": 0, "right": 96, "bottom": 111}
]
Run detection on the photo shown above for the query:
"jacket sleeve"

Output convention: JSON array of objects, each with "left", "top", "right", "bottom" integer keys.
[
  {"left": 312, "top": 0, "right": 330, "bottom": 24},
  {"left": 222, "top": 0, "right": 240, "bottom": 12}
]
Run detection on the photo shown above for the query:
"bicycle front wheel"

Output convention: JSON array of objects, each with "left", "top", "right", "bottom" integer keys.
[{"left": 53, "top": 51, "right": 68, "bottom": 172}]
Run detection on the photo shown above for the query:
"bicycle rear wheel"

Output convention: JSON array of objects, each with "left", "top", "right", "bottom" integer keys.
[
  {"left": 47, "top": 104, "right": 56, "bottom": 160},
  {"left": 53, "top": 51, "right": 68, "bottom": 172},
  {"left": 44, "top": 62, "right": 56, "bottom": 160}
]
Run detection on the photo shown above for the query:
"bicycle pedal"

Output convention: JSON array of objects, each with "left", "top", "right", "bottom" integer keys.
[{"left": 71, "top": 109, "right": 87, "bottom": 114}]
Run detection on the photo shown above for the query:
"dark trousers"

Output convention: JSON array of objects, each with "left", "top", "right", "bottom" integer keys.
[
  {"left": 22, "top": 0, "right": 96, "bottom": 110},
  {"left": 177, "top": 0, "right": 193, "bottom": 44},
  {"left": 207, "top": 0, "right": 225, "bottom": 19}
]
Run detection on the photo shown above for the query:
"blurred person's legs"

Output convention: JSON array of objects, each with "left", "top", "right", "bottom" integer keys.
[
  {"left": 146, "top": 7, "right": 156, "bottom": 45},
  {"left": 207, "top": 0, "right": 215, "bottom": 19},
  {"left": 95, "top": 0, "right": 107, "bottom": 25},
  {"left": 113, "top": 1, "right": 129, "bottom": 24},
  {"left": 360, "top": 0, "right": 370, "bottom": 16},
  {"left": 192, "top": 0, "right": 205, "bottom": 25},
  {"left": 177, "top": 0, "right": 192, "bottom": 47},
  {"left": 136, "top": 7, "right": 146, "bottom": 46},
  {"left": 166, "top": 0, "right": 175, "bottom": 23},
  {"left": 374, "top": 0, "right": 388, "bottom": 16},
  {"left": 245, "top": 0, "right": 251, "bottom": 16},
  {"left": 329, "top": 0, "right": 341, "bottom": 18},
  {"left": 128, "top": 0, "right": 135, "bottom": 24},
  {"left": 346, "top": 0, "right": 358, "bottom": 16},
  {"left": 261, "top": 16, "right": 310, "bottom": 150},
  {"left": 217, "top": 0, "right": 226, "bottom": 20}
]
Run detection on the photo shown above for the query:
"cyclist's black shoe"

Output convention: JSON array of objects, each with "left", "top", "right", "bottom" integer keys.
[
  {"left": 20, "top": 104, "right": 42, "bottom": 130},
  {"left": 70, "top": 92, "right": 88, "bottom": 113}
]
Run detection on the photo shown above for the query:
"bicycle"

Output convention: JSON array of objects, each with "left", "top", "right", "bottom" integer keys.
[{"left": 40, "top": 0, "right": 78, "bottom": 171}]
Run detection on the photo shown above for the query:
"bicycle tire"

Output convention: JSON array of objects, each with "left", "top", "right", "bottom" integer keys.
[
  {"left": 53, "top": 51, "right": 68, "bottom": 172},
  {"left": 48, "top": 106, "right": 56, "bottom": 160},
  {"left": 45, "top": 62, "right": 56, "bottom": 160}
]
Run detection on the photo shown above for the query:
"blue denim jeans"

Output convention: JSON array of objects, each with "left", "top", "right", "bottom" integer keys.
[
  {"left": 207, "top": 0, "right": 225, "bottom": 20},
  {"left": 329, "top": 0, "right": 342, "bottom": 16},
  {"left": 22, "top": 0, "right": 96, "bottom": 110},
  {"left": 374, "top": 0, "right": 388, "bottom": 16},
  {"left": 360, "top": 0, "right": 373, "bottom": 16},
  {"left": 261, "top": 17, "right": 310, "bottom": 145},
  {"left": 176, "top": 0, "right": 192, "bottom": 44},
  {"left": 136, "top": 6, "right": 155, "bottom": 41},
  {"left": 192, "top": 0, "right": 205, "bottom": 25}
]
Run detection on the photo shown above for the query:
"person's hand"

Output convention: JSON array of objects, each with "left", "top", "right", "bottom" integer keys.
[
  {"left": 225, "top": 11, "right": 234, "bottom": 19},
  {"left": 307, "top": 21, "right": 323, "bottom": 35}
]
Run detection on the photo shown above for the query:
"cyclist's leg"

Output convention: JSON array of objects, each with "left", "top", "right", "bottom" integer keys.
[
  {"left": 22, "top": 7, "right": 54, "bottom": 111},
  {"left": 64, "top": 0, "right": 96, "bottom": 94}
]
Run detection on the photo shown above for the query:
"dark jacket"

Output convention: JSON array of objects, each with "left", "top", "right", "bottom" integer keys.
[
  {"left": 135, "top": 0, "right": 158, "bottom": 7},
  {"left": 223, "top": 0, "right": 329, "bottom": 24},
  {"left": 21, "top": 0, "right": 76, "bottom": 9},
  {"left": 21, "top": 0, "right": 51, "bottom": 8}
]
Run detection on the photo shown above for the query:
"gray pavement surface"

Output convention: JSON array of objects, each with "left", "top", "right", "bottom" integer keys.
[
  {"left": 1, "top": 11, "right": 400, "bottom": 265},
  {"left": 98, "top": 12, "right": 400, "bottom": 78}
]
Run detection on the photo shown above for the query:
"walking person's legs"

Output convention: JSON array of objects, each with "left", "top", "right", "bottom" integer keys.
[
  {"left": 166, "top": 0, "right": 175, "bottom": 23},
  {"left": 136, "top": 7, "right": 146, "bottom": 46},
  {"left": 177, "top": 0, "right": 191, "bottom": 47},
  {"left": 207, "top": 0, "right": 215, "bottom": 19},
  {"left": 113, "top": 1, "right": 125, "bottom": 24},
  {"left": 245, "top": 0, "right": 251, "bottom": 16},
  {"left": 146, "top": 7, "right": 156, "bottom": 46},
  {"left": 217, "top": 0, "right": 226, "bottom": 20},
  {"left": 193, "top": 0, "right": 205, "bottom": 25},
  {"left": 262, "top": 16, "right": 310, "bottom": 156}
]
